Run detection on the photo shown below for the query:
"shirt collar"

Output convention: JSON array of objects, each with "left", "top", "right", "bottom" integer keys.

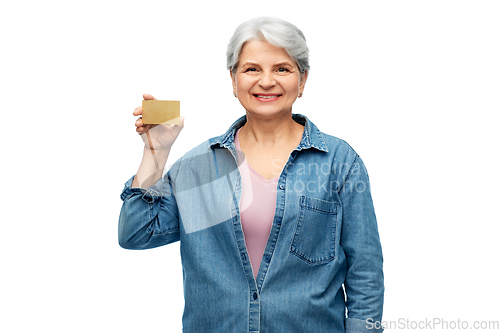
[{"left": 209, "top": 114, "right": 328, "bottom": 153}]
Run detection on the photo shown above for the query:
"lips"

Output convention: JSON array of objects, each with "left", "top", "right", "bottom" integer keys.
[
  {"left": 254, "top": 95, "right": 280, "bottom": 98},
  {"left": 253, "top": 93, "right": 281, "bottom": 101}
]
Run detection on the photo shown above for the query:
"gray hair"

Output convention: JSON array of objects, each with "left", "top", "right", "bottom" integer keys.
[{"left": 226, "top": 17, "right": 310, "bottom": 76}]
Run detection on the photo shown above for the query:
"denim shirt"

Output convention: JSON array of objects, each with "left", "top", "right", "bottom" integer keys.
[{"left": 119, "top": 114, "right": 384, "bottom": 333}]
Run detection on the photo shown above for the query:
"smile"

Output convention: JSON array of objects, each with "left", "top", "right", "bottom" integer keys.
[
  {"left": 253, "top": 94, "right": 281, "bottom": 101},
  {"left": 254, "top": 94, "right": 280, "bottom": 98}
]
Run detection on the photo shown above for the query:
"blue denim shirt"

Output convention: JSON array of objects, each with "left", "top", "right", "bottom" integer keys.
[{"left": 119, "top": 114, "right": 384, "bottom": 333}]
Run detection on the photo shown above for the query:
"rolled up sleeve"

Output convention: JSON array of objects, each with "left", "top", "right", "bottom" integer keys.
[{"left": 118, "top": 173, "right": 180, "bottom": 250}]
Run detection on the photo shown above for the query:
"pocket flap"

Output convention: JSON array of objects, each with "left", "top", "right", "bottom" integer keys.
[{"left": 300, "top": 196, "right": 337, "bottom": 214}]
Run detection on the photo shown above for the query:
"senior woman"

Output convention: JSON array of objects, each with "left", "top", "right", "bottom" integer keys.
[{"left": 119, "top": 17, "right": 384, "bottom": 333}]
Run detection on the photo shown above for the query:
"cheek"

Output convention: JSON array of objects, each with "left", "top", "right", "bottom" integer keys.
[
  {"left": 285, "top": 80, "right": 300, "bottom": 93},
  {"left": 235, "top": 77, "right": 255, "bottom": 93}
]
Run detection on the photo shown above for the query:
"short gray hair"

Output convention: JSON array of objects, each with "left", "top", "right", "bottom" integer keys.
[{"left": 226, "top": 17, "right": 310, "bottom": 75}]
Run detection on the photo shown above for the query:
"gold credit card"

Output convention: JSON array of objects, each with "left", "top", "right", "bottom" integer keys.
[{"left": 142, "top": 100, "right": 180, "bottom": 124}]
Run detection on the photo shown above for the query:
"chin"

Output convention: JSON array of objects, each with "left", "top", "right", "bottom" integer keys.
[{"left": 246, "top": 108, "right": 291, "bottom": 118}]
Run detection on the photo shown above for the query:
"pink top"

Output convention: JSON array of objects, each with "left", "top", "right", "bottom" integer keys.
[{"left": 235, "top": 128, "right": 279, "bottom": 278}]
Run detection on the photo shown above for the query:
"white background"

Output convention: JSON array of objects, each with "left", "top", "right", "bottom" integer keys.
[{"left": 1, "top": 0, "right": 499, "bottom": 332}]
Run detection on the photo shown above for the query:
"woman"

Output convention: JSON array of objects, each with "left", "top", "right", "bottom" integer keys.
[{"left": 119, "top": 17, "right": 384, "bottom": 333}]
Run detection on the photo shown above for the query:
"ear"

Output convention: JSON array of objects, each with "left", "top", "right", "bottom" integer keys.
[
  {"left": 230, "top": 70, "right": 237, "bottom": 95},
  {"left": 299, "top": 70, "right": 308, "bottom": 95}
]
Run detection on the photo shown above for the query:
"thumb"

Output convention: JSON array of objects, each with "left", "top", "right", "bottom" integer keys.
[{"left": 175, "top": 116, "right": 185, "bottom": 127}]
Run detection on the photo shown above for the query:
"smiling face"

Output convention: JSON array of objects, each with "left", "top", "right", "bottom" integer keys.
[{"left": 231, "top": 40, "right": 307, "bottom": 119}]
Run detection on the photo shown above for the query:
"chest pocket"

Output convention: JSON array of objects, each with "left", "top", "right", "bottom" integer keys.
[{"left": 290, "top": 196, "right": 338, "bottom": 265}]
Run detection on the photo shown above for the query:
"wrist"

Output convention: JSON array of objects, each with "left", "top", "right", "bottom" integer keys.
[
  {"left": 143, "top": 145, "right": 170, "bottom": 168},
  {"left": 144, "top": 145, "right": 171, "bottom": 155}
]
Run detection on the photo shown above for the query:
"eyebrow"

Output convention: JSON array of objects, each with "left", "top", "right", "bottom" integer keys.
[
  {"left": 240, "top": 62, "right": 259, "bottom": 67},
  {"left": 240, "top": 61, "right": 294, "bottom": 68},
  {"left": 274, "top": 62, "right": 294, "bottom": 67}
]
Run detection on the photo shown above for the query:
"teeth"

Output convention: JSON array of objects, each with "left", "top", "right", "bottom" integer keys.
[{"left": 256, "top": 95, "right": 279, "bottom": 98}]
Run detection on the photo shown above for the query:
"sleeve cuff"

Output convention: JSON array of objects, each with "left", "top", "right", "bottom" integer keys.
[
  {"left": 120, "top": 175, "right": 163, "bottom": 203},
  {"left": 346, "top": 318, "right": 384, "bottom": 333}
]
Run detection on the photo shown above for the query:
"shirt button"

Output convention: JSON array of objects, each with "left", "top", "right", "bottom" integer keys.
[
  {"left": 253, "top": 292, "right": 258, "bottom": 300},
  {"left": 279, "top": 184, "right": 285, "bottom": 190},
  {"left": 265, "top": 256, "right": 271, "bottom": 262}
]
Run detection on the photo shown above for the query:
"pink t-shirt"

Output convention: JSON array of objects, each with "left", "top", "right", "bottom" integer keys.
[{"left": 235, "top": 128, "right": 279, "bottom": 278}]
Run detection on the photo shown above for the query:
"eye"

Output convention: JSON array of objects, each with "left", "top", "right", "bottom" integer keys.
[
  {"left": 244, "top": 67, "right": 258, "bottom": 73},
  {"left": 277, "top": 67, "right": 290, "bottom": 73}
]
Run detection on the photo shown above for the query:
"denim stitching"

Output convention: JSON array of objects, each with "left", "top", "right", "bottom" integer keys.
[
  {"left": 339, "top": 154, "right": 359, "bottom": 195},
  {"left": 290, "top": 196, "right": 337, "bottom": 264}
]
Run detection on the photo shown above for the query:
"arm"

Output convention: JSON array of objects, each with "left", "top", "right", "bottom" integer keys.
[
  {"left": 118, "top": 93, "right": 184, "bottom": 249},
  {"left": 340, "top": 155, "right": 384, "bottom": 333},
  {"left": 132, "top": 146, "right": 170, "bottom": 189},
  {"left": 118, "top": 173, "right": 180, "bottom": 249},
  {"left": 132, "top": 93, "right": 184, "bottom": 189}
]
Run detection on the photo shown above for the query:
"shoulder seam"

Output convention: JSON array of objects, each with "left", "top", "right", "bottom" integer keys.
[{"left": 338, "top": 154, "right": 359, "bottom": 195}]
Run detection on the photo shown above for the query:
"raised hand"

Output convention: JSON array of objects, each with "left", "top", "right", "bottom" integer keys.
[
  {"left": 131, "top": 93, "right": 184, "bottom": 189},
  {"left": 133, "top": 93, "right": 184, "bottom": 151}
]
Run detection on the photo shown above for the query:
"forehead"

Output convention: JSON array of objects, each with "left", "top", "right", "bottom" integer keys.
[{"left": 239, "top": 40, "right": 295, "bottom": 65}]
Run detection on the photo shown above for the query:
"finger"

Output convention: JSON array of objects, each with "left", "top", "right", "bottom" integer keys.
[
  {"left": 133, "top": 106, "right": 143, "bottom": 116},
  {"left": 135, "top": 117, "right": 143, "bottom": 128},
  {"left": 136, "top": 125, "right": 154, "bottom": 135},
  {"left": 143, "top": 93, "right": 157, "bottom": 101},
  {"left": 138, "top": 124, "right": 152, "bottom": 136}
]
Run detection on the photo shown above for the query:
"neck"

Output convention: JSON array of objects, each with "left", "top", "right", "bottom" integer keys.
[{"left": 240, "top": 111, "right": 303, "bottom": 147}]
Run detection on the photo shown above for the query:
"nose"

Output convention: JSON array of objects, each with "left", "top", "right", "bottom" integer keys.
[{"left": 259, "top": 71, "right": 276, "bottom": 89}]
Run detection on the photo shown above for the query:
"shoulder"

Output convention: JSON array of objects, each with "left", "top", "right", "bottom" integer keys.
[
  {"left": 167, "top": 131, "right": 236, "bottom": 181},
  {"left": 317, "top": 133, "right": 364, "bottom": 181},
  {"left": 302, "top": 114, "right": 359, "bottom": 163},
  {"left": 295, "top": 113, "right": 358, "bottom": 159},
  {"left": 321, "top": 132, "right": 359, "bottom": 161},
  {"left": 165, "top": 139, "right": 213, "bottom": 179},
  {"left": 302, "top": 116, "right": 367, "bottom": 182}
]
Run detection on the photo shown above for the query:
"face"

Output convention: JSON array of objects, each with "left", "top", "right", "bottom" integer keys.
[{"left": 231, "top": 40, "right": 307, "bottom": 119}]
